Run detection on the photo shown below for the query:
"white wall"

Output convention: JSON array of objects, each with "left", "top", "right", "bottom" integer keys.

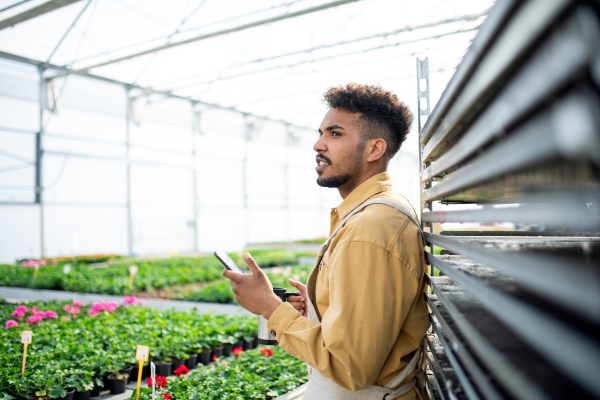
[{"left": 0, "top": 57, "right": 421, "bottom": 263}]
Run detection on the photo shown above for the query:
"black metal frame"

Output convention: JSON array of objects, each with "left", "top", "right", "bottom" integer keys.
[{"left": 418, "top": 1, "right": 600, "bottom": 399}]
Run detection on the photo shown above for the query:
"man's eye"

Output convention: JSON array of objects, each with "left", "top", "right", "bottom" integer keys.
[{"left": 332, "top": 131, "right": 341, "bottom": 137}]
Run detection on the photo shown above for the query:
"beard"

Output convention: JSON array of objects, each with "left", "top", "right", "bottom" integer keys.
[{"left": 316, "top": 140, "right": 366, "bottom": 188}]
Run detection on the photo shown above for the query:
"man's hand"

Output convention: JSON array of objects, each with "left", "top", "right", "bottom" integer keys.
[
  {"left": 287, "top": 278, "right": 307, "bottom": 317},
  {"left": 222, "top": 252, "right": 282, "bottom": 319}
]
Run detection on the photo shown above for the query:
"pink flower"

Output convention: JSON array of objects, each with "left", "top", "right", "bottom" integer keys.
[
  {"left": 43, "top": 311, "right": 58, "bottom": 318},
  {"left": 21, "top": 261, "right": 28, "bottom": 266},
  {"left": 34, "top": 311, "right": 46, "bottom": 320},
  {"left": 38, "top": 259, "right": 47, "bottom": 266},
  {"left": 5, "top": 320, "right": 18, "bottom": 328},
  {"left": 68, "top": 307, "right": 81, "bottom": 315},
  {"left": 27, "top": 260, "right": 38, "bottom": 267},
  {"left": 62, "top": 305, "right": 71, "bottom": 312},
  {"left": 72, "top": 300, "right": 86, "bottom": 307},
  {"left": 137, "top": 298, "right": 146, "bottom": 305},
  {"left": 27, "top": 315, "right": 41, "bottom": 325},
  {"left": 12, "top": 310, "right": 24, "bottom": 318},
  {"left": 107, "top": 301, "right": 119, "bottom": 310},
  {"left": 31, "top": 306, "right": 38, "bottom": 313},
  {"left": 123, "top": 296, "right": 136, "bottom": 304},
  {"left": 63, "top": 316, "right": 70, "bottom": 321},
  {"left": 16, "top": 306, "right": 28, "bottom": 313},
  {"left": 87, "top": 309, "right": 99, "bottom": 316}
]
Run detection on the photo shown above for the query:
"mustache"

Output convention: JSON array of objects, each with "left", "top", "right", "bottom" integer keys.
[{"left": 316, "top": 153, "right": 332, "bottom": 165}]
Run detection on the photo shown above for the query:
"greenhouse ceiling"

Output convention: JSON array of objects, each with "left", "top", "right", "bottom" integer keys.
[{"left": 0, "top": 0, "right": 493, "bottom": 128}]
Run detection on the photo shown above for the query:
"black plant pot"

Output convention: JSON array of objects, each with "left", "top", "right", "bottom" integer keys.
[
  {"left": 172, "top": 357, "right": 186, "bottom": 370},
  {"left": 90, "top": 384, "right": 100, "bottom": 397},
  {"left": 57, "top": 388, "right": 75, "bottom": 400},
  {"left": 74, "top": 389, "right": 90, "bottom": 400},
  {"left": 155, "top": 361, "right": 173, "bottom": 377},
  {"left": 235, "top": 340, "right": 244, "bottom": 350},
  {"left": 243, "top": 339, "right": 253, "bottom": 350},
  {"left": 107, "top": 374, "right": 129, "bottom": 394},
  {"left": 253, "top": 336, "right": 259, "bottom": 348},
  {"left": 223, "top": 343, "right": 233, "bottom": 357},
  {"left": 120, "top": 365, "right": 133, "bottom": 376},
  {"left": 211, "top": 346, "right": 223, "bottom": 361},
  {"left": 199, "top": 349, "right": 211, "bottom": 366},
  {"left": 185, "top": 353, "right": 198, "bottom": 370},
  {"left": 129, "top": 363, "right": 150, "bottom": 382}
]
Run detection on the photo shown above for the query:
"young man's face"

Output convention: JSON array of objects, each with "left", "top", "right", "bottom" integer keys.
[{"left": 314, "top": 107, "right": 366, "bottom": 189}]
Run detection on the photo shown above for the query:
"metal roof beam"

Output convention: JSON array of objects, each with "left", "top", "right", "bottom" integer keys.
[
  {"left": 0, "top": 0, "right": 81, "bottom": 30},
  {"left": 0, "top": 50, "right": 312, "bottom": 130},
  {"left": 47, "top": 0, "right": 362, "bottom": 78}
]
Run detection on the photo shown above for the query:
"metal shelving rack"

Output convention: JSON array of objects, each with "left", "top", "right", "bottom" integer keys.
[{"left": 417, "top": 1, "right": 600, "bottom": 399}]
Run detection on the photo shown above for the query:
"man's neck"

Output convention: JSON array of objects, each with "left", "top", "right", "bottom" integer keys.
[{"left": 338, "top": 168, "right": 387, "bottom": 199}]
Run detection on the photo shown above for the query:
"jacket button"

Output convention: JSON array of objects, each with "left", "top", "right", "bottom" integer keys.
[{"left": 270, "top": 330, "right": 276, "bottom": 337}]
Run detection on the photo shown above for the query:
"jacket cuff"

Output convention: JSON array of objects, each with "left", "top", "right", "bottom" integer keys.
[{"left": 267, "top": 302, "right": 298, "bottom": 340}]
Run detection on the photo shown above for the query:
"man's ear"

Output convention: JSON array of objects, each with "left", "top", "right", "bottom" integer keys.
[{"left": 366, "top": 138, "right": 387, "bottom": 162}]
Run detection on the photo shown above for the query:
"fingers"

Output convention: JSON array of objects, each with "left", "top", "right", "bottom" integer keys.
[
  {"left": 243, "top": 252, "right": 263, "bottom": 276},
  {"left": 288, "top": 278, "right": 307, "bottom": 293},
  {"left": 223, "top": 268, "right": 240, "bottom": 281},
  {"left": 287, "top": 295, "right": 305, "bottom": 303}
]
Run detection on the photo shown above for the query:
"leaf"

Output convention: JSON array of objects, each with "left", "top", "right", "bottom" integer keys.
[
  {"left": 35, "top": 391, "right": 46, "bottom": 396},
  {"left": 48, "top": 387, "right": 67, "bottom": 399},
  {"left": 0, "top": 392, "right": 15, "bottom": 400}
]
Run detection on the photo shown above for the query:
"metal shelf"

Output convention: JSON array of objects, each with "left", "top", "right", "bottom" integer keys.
[
  {"left": 422, "top": 88, "right": 600, "bottom": 203},
  {"left": 425, "top": 257, "right": 600, "bottom": 398},
  {"left": 424, "top": 233, "right": 600, "bottom": 323},
  {"left": 419, "top": 0, "right": 526, "bottom": 145},
  {"left": 427, "top": 294, "right": 500, "bottom": 400},
  {"left": 422, "top": 202, "right": 600, "bottom": 230},
  {"left": 419, "top": 0, "right": 572, "bottom": 147},
  {"left": 426, "top": 333, "right": 469, "bottom": 400},
  {"left": 427, "top": 276, "right": 592, "bottom": 400},
  {"left": 421, "top": 5, "right": 600, "bottom": 167}
]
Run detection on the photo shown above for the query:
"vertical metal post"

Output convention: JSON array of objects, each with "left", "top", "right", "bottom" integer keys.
[
  {"left": 243, "top": 115, "right": 250, "bottom": 248},
  {"left": 36, "top": 66, "right": 45, "bottom": 258},
  {"left": 125, "top": 87, "right": 134, "bottom": 256},
  {"left": 191, "top": 101, "right": 200, "bottom": 254},
  {"left": 284, "top": 125, "right": 291, "bottom": 242},
  {"left": 416, "top": 57, "right": 434, "bottom": 275}
]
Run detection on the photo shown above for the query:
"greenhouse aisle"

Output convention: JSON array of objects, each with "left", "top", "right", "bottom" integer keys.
[{"left": 0, "top": 286, "right": 249, "bottom": 315}]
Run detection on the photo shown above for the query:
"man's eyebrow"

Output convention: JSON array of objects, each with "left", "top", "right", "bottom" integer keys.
[{"left": 324, "top": 124, "right": 345, "bottom": 131}]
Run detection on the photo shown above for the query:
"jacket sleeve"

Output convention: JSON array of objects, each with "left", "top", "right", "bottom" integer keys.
[{"left": 266, "top": 239, "right": 421, "bottom": 391}]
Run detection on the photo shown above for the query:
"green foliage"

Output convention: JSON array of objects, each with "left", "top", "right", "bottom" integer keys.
[
  {"left": 0, "top": 250, "right": 300, "bottom": 296},
  {"left": 132, "top": 346, "right": 308, "bottom": 400},
  {"left": 0, "top": 300, "right": 257, "bottom": 399}
]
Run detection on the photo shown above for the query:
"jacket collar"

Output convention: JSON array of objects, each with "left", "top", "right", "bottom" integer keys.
[{"left": 335, "top": 172, "right": 393, "bottom": 219}]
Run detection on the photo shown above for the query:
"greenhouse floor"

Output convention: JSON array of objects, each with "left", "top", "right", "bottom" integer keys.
[{"left": 0, "top": 286, "right": 249, "bottom": 315}]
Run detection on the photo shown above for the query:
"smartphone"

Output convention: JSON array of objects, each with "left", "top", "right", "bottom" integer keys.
[{"left": 214, "top": 249, "right": 245, "bottom": 274}]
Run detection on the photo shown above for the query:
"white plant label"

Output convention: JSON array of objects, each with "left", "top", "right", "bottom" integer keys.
[
  {"left": 136, "top": 345, "right": 149, "bottom": 361},
  {"left": 21, "top": 330, "right": 32, "bottom": 344},
  {"left": 129, "top": 265, "right": 138, "bottom": 275},
  {"left": 151, "top": 362, "right": 156, "bottom": 400},
  {"left": 63, "top": 265, "right": 71, "bottom": 274}
]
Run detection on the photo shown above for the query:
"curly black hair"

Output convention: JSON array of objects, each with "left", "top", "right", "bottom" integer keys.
[{"left": 323, "top": 83, "right": 413, "bottom": 159}]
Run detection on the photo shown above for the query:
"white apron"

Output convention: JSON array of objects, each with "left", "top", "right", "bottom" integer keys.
[{"left": 303, "top": 198, "right": 427, "bottom": 400}]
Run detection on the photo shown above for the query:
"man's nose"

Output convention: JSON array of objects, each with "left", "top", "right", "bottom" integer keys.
[{"left": 314, "top": 135, "right": 326, "bottom": 153}]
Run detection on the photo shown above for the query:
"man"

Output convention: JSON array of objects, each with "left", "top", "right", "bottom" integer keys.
[{"left": 224, "top": 83, "right": 430, "bottom": 400}]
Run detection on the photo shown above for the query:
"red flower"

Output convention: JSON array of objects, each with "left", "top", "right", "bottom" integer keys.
[
  {"left": 260, "top": 348, "right": 274, "bottom": 356},
  {"left": 163, "top": 393, "right": 172, "bottom": 399},
  {"left": 231, "top": 347, "right": 244, "bottom": 358},
  {"left": 212, "top": 355, "right": 217, "bottom": 362},
  {"left": 173, "top": 365, "right": 189, "bottom": 376},
  {"left": 147, "top": 376, "right": 167, "bottom": 389}
]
